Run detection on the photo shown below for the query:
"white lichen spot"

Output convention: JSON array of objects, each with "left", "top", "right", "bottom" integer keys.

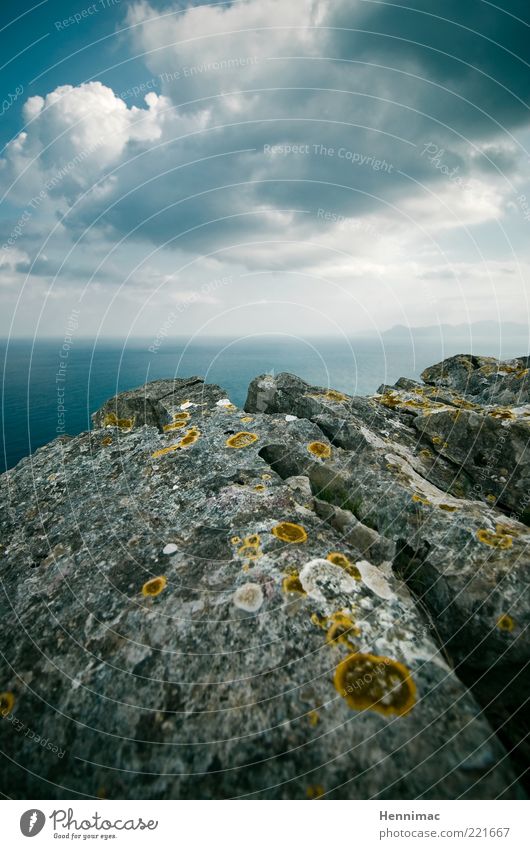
[
  {"left": 299, "top": 558, "right": 358, "bottom": 603},
  {"left": 216, "top": 398, "right": 232, "bottom": 407},
  {"left": 233, "top": 582, "right": 264, "bottom": 612},
  {"left": 285, "top": 414, "right": 298, "bottom": 421},
  {"left": 163, "top": 543, "right": 178, "bottom": 555},
  {"left": 356, "top": 560, "right": 394, "bottom": 599},
  {"left": 180, "top": 401, "right": 196, "bottom": 410}
]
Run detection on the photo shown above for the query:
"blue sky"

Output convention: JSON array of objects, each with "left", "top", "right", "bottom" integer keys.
[{"left": 1, "top": 0, "right": 530, "bottom": 339}]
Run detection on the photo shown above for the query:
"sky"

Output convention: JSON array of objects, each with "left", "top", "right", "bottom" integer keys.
[{"left": 1, "top": 0, "right": 530, "bottom": 340}]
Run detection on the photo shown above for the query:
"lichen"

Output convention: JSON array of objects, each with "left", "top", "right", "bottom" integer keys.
[
  {"left": 103, "top": 412, "right": 135, "bottom": 430},
  {"left": 254, "top": 484, "right": 266, "bottom": 492},
  {"left": 282, "top": 572, "right": 306, "bottom": 595},
  {"left": 101, "top": 436, "right": 112, "bottom": 446},
  {"left": 240, "top": 416, "right": 253, "bottom": 423},
  {"left": 334, "top": 652, "right": 416, "bottom": 716},
  {"left": 489, "top": 407, "right": 516, "bottom": 420},
  {"left": 152, "top": 427, "right": 200, "bottom": 458},
  {"left": 476, "top": 527, "right": 513, "bottom": 549},
  {"left": 237, "top": 534, "right": 263, "bottom": 561},
  {"left": 326, "top": 552, "right": 361, "bottom": 580},
  {"left": 307, "top": 710, "right": 319, "bottom": 726},
  {"left": 0, "top": 691, "right": 15, "bottom": 717},
  {"left": 412, "top": 493, "right": 430, "bottom": 506},
  {"left": 271, "top": 522, "right": 308, "bottom": 543},
  {"left": 325, "top": 612, "right": 360, "bottom": 649},
  {"left": 306, "top": 785, "right": 325, "bottom": 799},
  {"left": 142, "top": 576, "right": 167, "bottom": 597},
  {"left": 233, "top": 582, "right": 264, "bottom": 612},
  {"left": 439, "top": 503, "right": 457, "bottom": 512},
  {"left": 226, "top": 431, "right": 259, "bottom": 449},
  {"left": 163, "top": 421, "right": 187, "bottom": 432},
  {"left": 497, "top": 613, "right": 515, "bottom": 632},
  {"left": 307, "top": 441, "right": 332, "bottom": 459}
]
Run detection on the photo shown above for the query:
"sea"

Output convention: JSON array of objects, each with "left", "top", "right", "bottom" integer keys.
[{"left": 2, "top": 332, "right": 529, "bottom": 472}]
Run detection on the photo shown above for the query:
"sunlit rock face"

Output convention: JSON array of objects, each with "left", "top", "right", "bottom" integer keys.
[{"left": 0, "top": 357, "right": 528, "bottom": 799}]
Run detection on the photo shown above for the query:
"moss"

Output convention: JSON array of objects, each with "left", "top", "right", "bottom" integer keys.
[
  {"left": 326, "top": 551, "right": 361, "bottom": 580},
  {"left": 307, "top": 441, "right": 332, "bottom": 459},
  {"left": 476, "top": 528, "right": 513, "bottom": 549},
  {"left": 142, "top": 576, "right": 167, "bottom": 597},
  {"left": 497, "top": 613, "right": 515, "bottom": 632},
  {"left": 271, "top": 522, "right": 307, "bottom": 543},
  {"left": 334, "top": 652, "right": 416, "bottom": 716},
  {"left": 0, "top": 691, "right": 15, "bottom": 717},
  {"left": 226, "top": 431, "right": 259, "bottom": 449},
  {"left": 282, "top": 573, "right": 306, "bottom": 595},
  {"left": 103, "top": 412, "right": 135, "bottom": 430}
]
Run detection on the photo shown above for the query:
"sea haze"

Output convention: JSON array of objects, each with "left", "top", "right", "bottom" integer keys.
[{"left": 2, "top": 329, "right": 529, "bottom": 472}]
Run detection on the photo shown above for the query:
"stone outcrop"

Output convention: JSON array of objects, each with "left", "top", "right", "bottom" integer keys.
[{"left": 0, "top": 356, "right": 528, "bottom": 799}]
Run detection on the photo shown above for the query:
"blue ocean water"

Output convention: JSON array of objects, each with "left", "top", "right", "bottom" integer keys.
[{"left": 2, "top": 333, "right": 528, "bottom": 472}]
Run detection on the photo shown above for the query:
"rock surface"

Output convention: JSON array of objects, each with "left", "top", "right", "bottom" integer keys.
[{"left": 0, "top": 356, "right": 528, "bottom": 799}]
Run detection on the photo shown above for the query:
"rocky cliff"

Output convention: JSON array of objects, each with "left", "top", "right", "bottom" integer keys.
[{"left": 0, "top": 355, "right": 528, "bottom": 799}]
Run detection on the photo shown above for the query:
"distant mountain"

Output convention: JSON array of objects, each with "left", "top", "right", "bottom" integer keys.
[{"left": 381, "top": 321, "right": 529, "bottom": 340}]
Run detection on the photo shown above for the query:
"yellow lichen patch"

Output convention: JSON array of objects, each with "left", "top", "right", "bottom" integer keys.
[
  {"left": 226, "top": 431, "right": 259, "bottom": 449},
  {"left": 254, "top": 484, "right": 266, "bottom": 492},
  {"left": 311, "top": 612, "right": 327, "bottom": 629},
  {"left": 485, "top": 494, "right": 497, "bottom": 504},
  {"left": 261, "top": 473, "right": 271, "bottom": 481},
  {"left": 431, "top": 435, "right": 443, "bottom": 445},
  {"left": 326, "top": 552, "right": 361, "bottom": 580},
  {"left": 282, "top": 573, "right": 306, "bottom": 595},
  {"left": 515, "top": 368, "right": 529, "bottom": 380},
  {"left": 173, "top": 412, "right": 191, "bottom": 422},
  {"left": 334, "top": 653, "right": 416, "bottom": 716},
  {"left": 497, "top": 613, "right": 515, "bottom": 632},
  {"left": 151, "top": 444, "right": 180, "bottom": 459},
  {"left": 476, "top": 528, "right": 513, "bottom": 549},
  {"left": 307, "top": 441, "right": 332, "bottom": 459},
  {"left": 323, "top": 389, "right": 347, "bottom": 402},
  {"left": 103, "top": 412, "right": 135, "bottom": 430},
  {"left": 439, "top": 503, "right": 457, "bottom": 512},
  {"left": 377, "top": 392, "right": 401, "bottom": 408},
  {"left": 489, "top": 407, "right": 516, "bottom": 420},
  {"left": 231, "top": 536, "right": 241, "bottom": 544},
  {"left": 308, "top": 710, "right": 320, "bottom": 726},
  {"left": 179, "top": 427, "right": 200, "bottom": 447},
  {"left": 412, "top": 493, "right": 430, "bottom": 506},
  {"left": 0, "top": 691, "right": 15, "bottom": 717},
  {"left": 271, "top": 522, "right": 308, "bottom": 543},
  {"left": 237, "top": 534, "right": 263, "bottom": 561},
  {"left": 306, "top": 785, "right": 325, "bottom": 799},
  {"left": 326, "top": 612, "right": 360, "bottom": 649},
  {"left": 142, "top": 576, "right": 167, "bottom": 597},
  {"left": 419, "top": 449, "right": 433, "bottom": 461},
  {"left": 240, "top": 416, "right": 253, "bottom": 423},
  {"left": 101, "top": 436, "right": 112, "bottom": 446},
  {"left": 163, "top": 421, "right": 187, "bottom": 432}
]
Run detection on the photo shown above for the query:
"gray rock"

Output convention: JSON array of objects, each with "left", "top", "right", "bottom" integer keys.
[{"left": 0, "top": 361, "right": 527, "bottom": 800}]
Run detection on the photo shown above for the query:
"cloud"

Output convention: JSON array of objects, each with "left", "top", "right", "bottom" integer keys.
[{"left": 1, "top": 0, "right": 529, "bottom": 336}]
